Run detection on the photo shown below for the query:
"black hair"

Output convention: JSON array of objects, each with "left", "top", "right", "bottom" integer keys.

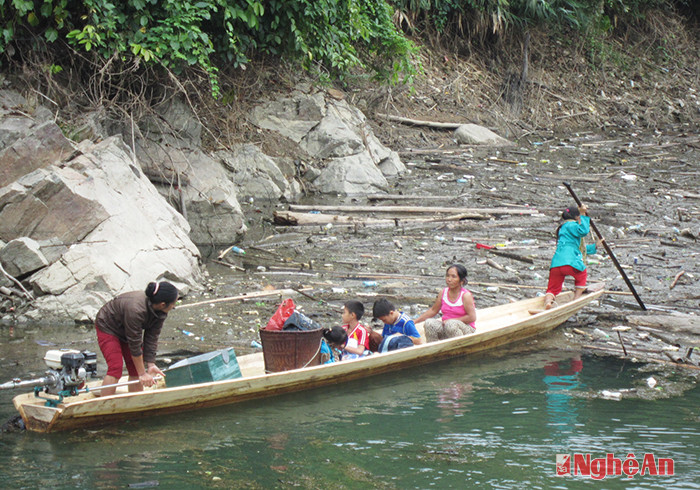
[
  {"left": 556, "top": 205, "right": 581, "bottom": 238},
  {"left": 344, "top": 300, "right": 364, "bottom": 320},
  {"left": 561, "top": 205, "right": 580, "bottom": 221},
  {"left": 323, "top": 326, "right": 347, "bottom": 346},
  {"left": 145, "top": 281, "right": 178, "bottom": 305},
  {"left": 372, "top": 298, "right": 394, "bottom": 319},
  {"left": 447, "top": 264, "right": 468, "bottom": 285}
]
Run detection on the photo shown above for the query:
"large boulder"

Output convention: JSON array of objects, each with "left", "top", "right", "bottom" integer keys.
[
  {"left": 0, "top": 237, "right": 48, "bottom": 278},
  {"left": 132, "top": 97, "right": 248, "bottom": 246},
  {"left": 7, "top": 136, "right": 204, "bottom": 322},
  {"left": 454, "top": 124, "right": 513, "bottom": 146},
  {"left": 0, "top": 121, "right": 75, "bottom": 188},
  {"left": 135, "top": 140, "right": 247, "bottom": 246},
  {"left": 215, "top": 143, "right": 302, "bottom": 201},
  {"left": 0, "top": 168, "right": 110, "bottom": 244},
  {"left": 249, "top": 89, "right": 405, "bottom": 195}
]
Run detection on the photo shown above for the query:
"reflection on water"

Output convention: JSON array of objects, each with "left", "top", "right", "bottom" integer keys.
[
  {"left": 544, "top": 356, "right": 582, "bottom": 439},
  {"left": 1, "top": 349, "right": 700, "bottom": 489}
]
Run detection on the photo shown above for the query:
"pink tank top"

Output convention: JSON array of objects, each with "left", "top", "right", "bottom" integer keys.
[{"left": 441, "top": 287, "right": 475, "bottom": 327}]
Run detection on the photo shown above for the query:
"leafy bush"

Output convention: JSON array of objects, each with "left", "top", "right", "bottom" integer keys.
[{"left": 0, "top": 0, "right": 417, "bottom": 97}]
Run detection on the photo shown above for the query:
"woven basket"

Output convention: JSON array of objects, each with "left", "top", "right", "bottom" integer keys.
[{"left": 258, "top": 327, "right": 323, "bottom": 373}]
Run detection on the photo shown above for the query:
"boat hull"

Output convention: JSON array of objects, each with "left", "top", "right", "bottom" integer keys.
[{"left": 13, "top": 290, "right": 602, "bottom": 432}]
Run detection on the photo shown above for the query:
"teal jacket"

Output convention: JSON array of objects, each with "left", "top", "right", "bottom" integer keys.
[{"left": 550, "top": 216, "right": 597, "bottom": 272}]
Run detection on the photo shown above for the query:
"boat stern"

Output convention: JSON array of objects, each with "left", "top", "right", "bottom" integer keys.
[{"left": 13, "top": 393, "right": 62, "bottom": 433}]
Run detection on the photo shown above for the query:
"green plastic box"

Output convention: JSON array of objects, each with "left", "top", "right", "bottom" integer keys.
[{"left": 165, "top": 348, "right": 242, "bottom": 387}]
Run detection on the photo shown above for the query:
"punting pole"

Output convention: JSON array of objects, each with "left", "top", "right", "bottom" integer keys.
[{"left": 563, "top": 182, "right": 647, "bottom": 310}]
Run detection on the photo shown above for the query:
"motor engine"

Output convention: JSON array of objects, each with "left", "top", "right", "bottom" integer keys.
[{"left": 40, "top": 349, "right": 98, "bottom": 395}]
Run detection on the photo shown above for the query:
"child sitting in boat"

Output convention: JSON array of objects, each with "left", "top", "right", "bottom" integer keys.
[
  {"left": 414, "top": 264, "right": 476, "bottom": 342},
  {"left": 340, "top": 300, "right": 371, "bottom": 359},
  {"left": 544, "top": 204, "right": 603, "bottom": 309},
  {"left": 322, "top": 326, "right": 347, "bottom": 362},
  {"left": 372, "top": 298, "right": 423, "bottom": 351}
]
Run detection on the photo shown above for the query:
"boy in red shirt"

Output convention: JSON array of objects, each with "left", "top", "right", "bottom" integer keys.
[{"left": 341, "top": 300, "right": 371, "bottom": 359}]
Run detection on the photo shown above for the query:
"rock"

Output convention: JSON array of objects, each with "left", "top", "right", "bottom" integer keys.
[
  {"left": 249, "top": 92, "right": 326, "bottom": 143},
  {"left": 0, "top": 121, "right": 75, "bottom": 188},
  {"left": 131, "top": 100, "right": 247, "bottom": 246},
  {"left": 0, "top": 237, "right": 48, "bottom": 278},
  {"left": 0, "top": 89, "right": 27, "bottom": 112},
  {"left": 454, "top": 124, "right": 513, "bottom": 146},
  {"left": 20, "top": 136, "right": 203, "bottom": 322},
  {"left": 249, "top": 89, "right": 405, "bottom": 195},
  {"left": 0, "top": 168, "right": 110, "bottom": 244},
  {"left": 216, "top": 144, "right": 290, "bottom": 200},
  {"left": 313, "top": 153, "right": 388, "bottom": 195}
]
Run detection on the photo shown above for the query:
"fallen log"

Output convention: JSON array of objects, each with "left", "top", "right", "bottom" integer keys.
[
  {"left": 583, "top": 344, "right": 700, "bottom": 371},
  {"left": 273, "top": 210, "right": 486, "bottom": 226},
  {"left": 376, "top": 113, "right": 463, "bottom": 129},
  {"left": 485, "top": 258, "right": 506, "bottom": 272},
  {"left": 367, "top": 194, "right": 459, "bottom": 202},
  {"left": 287, "top": 204, "right": 538, "bottom": 215},
  {"left": 627, "top": 314, "right": 700, "bottom": 335}
]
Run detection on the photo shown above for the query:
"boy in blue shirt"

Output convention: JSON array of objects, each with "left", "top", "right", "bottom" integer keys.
[{"left": 372, "top": 298, "right": 424, "bottom": 350}]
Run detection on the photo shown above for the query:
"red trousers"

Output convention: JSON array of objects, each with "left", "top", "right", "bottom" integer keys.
[
  {"left": 546, "top": 265, "right": 587, "bottom": 296},
  {"left": 96, "top": 326, "right": 138, "bottom": 378}
]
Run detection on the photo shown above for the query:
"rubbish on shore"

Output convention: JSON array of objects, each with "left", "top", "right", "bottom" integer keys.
[
  {"left": 250, "top": 340, "right": 262, "bottom": 349},
  {"left": 612, "top": 325, "right": 632, "bottom": 332},
  {"left": 363, "top": 281, "right": 378, "bottom": 287},
  {"left": 593, "top": 328, "right": 610, "bottom": 338},
  {"left": 600, "top": 390, "right": 622, "bottom": 401},
  {"left": 646, "top": 377, "right": 657, "bottom": 388}
]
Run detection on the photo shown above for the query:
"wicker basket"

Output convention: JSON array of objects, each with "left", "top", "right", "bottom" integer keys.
[{"left": 258, "top": 327, "right": 323, "bottom": 373}]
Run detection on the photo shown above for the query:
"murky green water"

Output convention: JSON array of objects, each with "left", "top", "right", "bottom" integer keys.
[{"left": 2, "top": 339, "right": 699, "bottom": 489}]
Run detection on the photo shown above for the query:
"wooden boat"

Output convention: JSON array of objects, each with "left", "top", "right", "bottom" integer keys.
[{"left": 13, "top": 290, "right": 603, "bottom": 433}]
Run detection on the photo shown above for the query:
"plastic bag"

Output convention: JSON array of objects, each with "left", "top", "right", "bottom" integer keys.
[
  {"left": 265, "top": 298, "right": 295, "bottom": 331},
  {"left": 282, "top": 311, "right": 322, "bottom": 331}
]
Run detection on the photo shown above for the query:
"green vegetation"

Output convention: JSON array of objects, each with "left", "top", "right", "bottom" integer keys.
[
  {"left": 0, "top": 0, "right": 417, "bottom": 97},
  {"left": 0, "top": 1, "right": 694, "bottom": 97}
]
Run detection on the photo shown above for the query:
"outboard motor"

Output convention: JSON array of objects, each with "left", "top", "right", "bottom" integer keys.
[
  {"left": 41, "top": 349, "right": 98, "bottom": 395},
  {"left": 0, "top": 349, "right": 98, "bottom": 400}
]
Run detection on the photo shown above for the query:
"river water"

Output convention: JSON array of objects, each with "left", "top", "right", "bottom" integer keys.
[{"left": 1, "top": 342, "right": 699, "bottom": 488}]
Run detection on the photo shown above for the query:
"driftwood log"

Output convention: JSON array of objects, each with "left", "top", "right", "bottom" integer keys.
[
  {"left": 273, "top": 210, "right": 486, "bottom": 226},
  {"left": 287, "top": 204, "right": 539, "bottom": 216},
  {"left": 376, "top": 113, "right": 463, "bottom": 129}
]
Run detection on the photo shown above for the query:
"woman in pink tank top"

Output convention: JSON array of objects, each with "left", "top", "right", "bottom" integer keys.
[{"left": 414, "top": 264, "right": 476, "bottom": 342}]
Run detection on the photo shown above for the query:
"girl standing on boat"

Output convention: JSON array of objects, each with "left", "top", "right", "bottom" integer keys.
[
  {"left": 94, "top": 281, "right": 178, "bottom": 396},
  {"left": 414, "top": 264, "right": 476, "bottom": 342},
  {"left": 544, "top": 204, "right": 602, "bottom": 309}
]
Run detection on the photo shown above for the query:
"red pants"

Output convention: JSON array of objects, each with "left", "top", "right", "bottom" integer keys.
[
  {"left": 96, "top": 326, "right": 138, "bottom": 378},
  {"left": 547, "top": 265, "right": 587, "bottom": 296}
]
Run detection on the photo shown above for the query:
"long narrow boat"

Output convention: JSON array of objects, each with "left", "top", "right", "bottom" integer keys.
[{"left": 13, "top": 290, "right": 603, "bottom": 433}]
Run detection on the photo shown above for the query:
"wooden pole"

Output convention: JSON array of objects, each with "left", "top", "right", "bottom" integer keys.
[{"left": 563, "top": 182, "right": 647, "bottom": 310}]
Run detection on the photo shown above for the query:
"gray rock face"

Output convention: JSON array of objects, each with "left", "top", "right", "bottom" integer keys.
[
  {"left": 0, "top": 134, "right": 202, "bottom": 322},
  {"left": 133, "top": 97, "right": 248, "bottom": 246},
  {"left": 216, "top": 144, "right": 300, "bottom": 201},
  {"left": 0, "top": 121, "right": 75, "bottom": 188},
  {"left": 250, "top": 90, "right": 405, "bottom": 195},
  {"left": 136, "top": 141, "right": 247, "bottom": 246},
  {"left": 454, "top": 124, "right": 513, "bottom": 146},
  {"left": 0, "top": 168, "right": 110, "bottom": 244},
  {"left": 0, "top": 237, "right": 48, "bottom": 278}
]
